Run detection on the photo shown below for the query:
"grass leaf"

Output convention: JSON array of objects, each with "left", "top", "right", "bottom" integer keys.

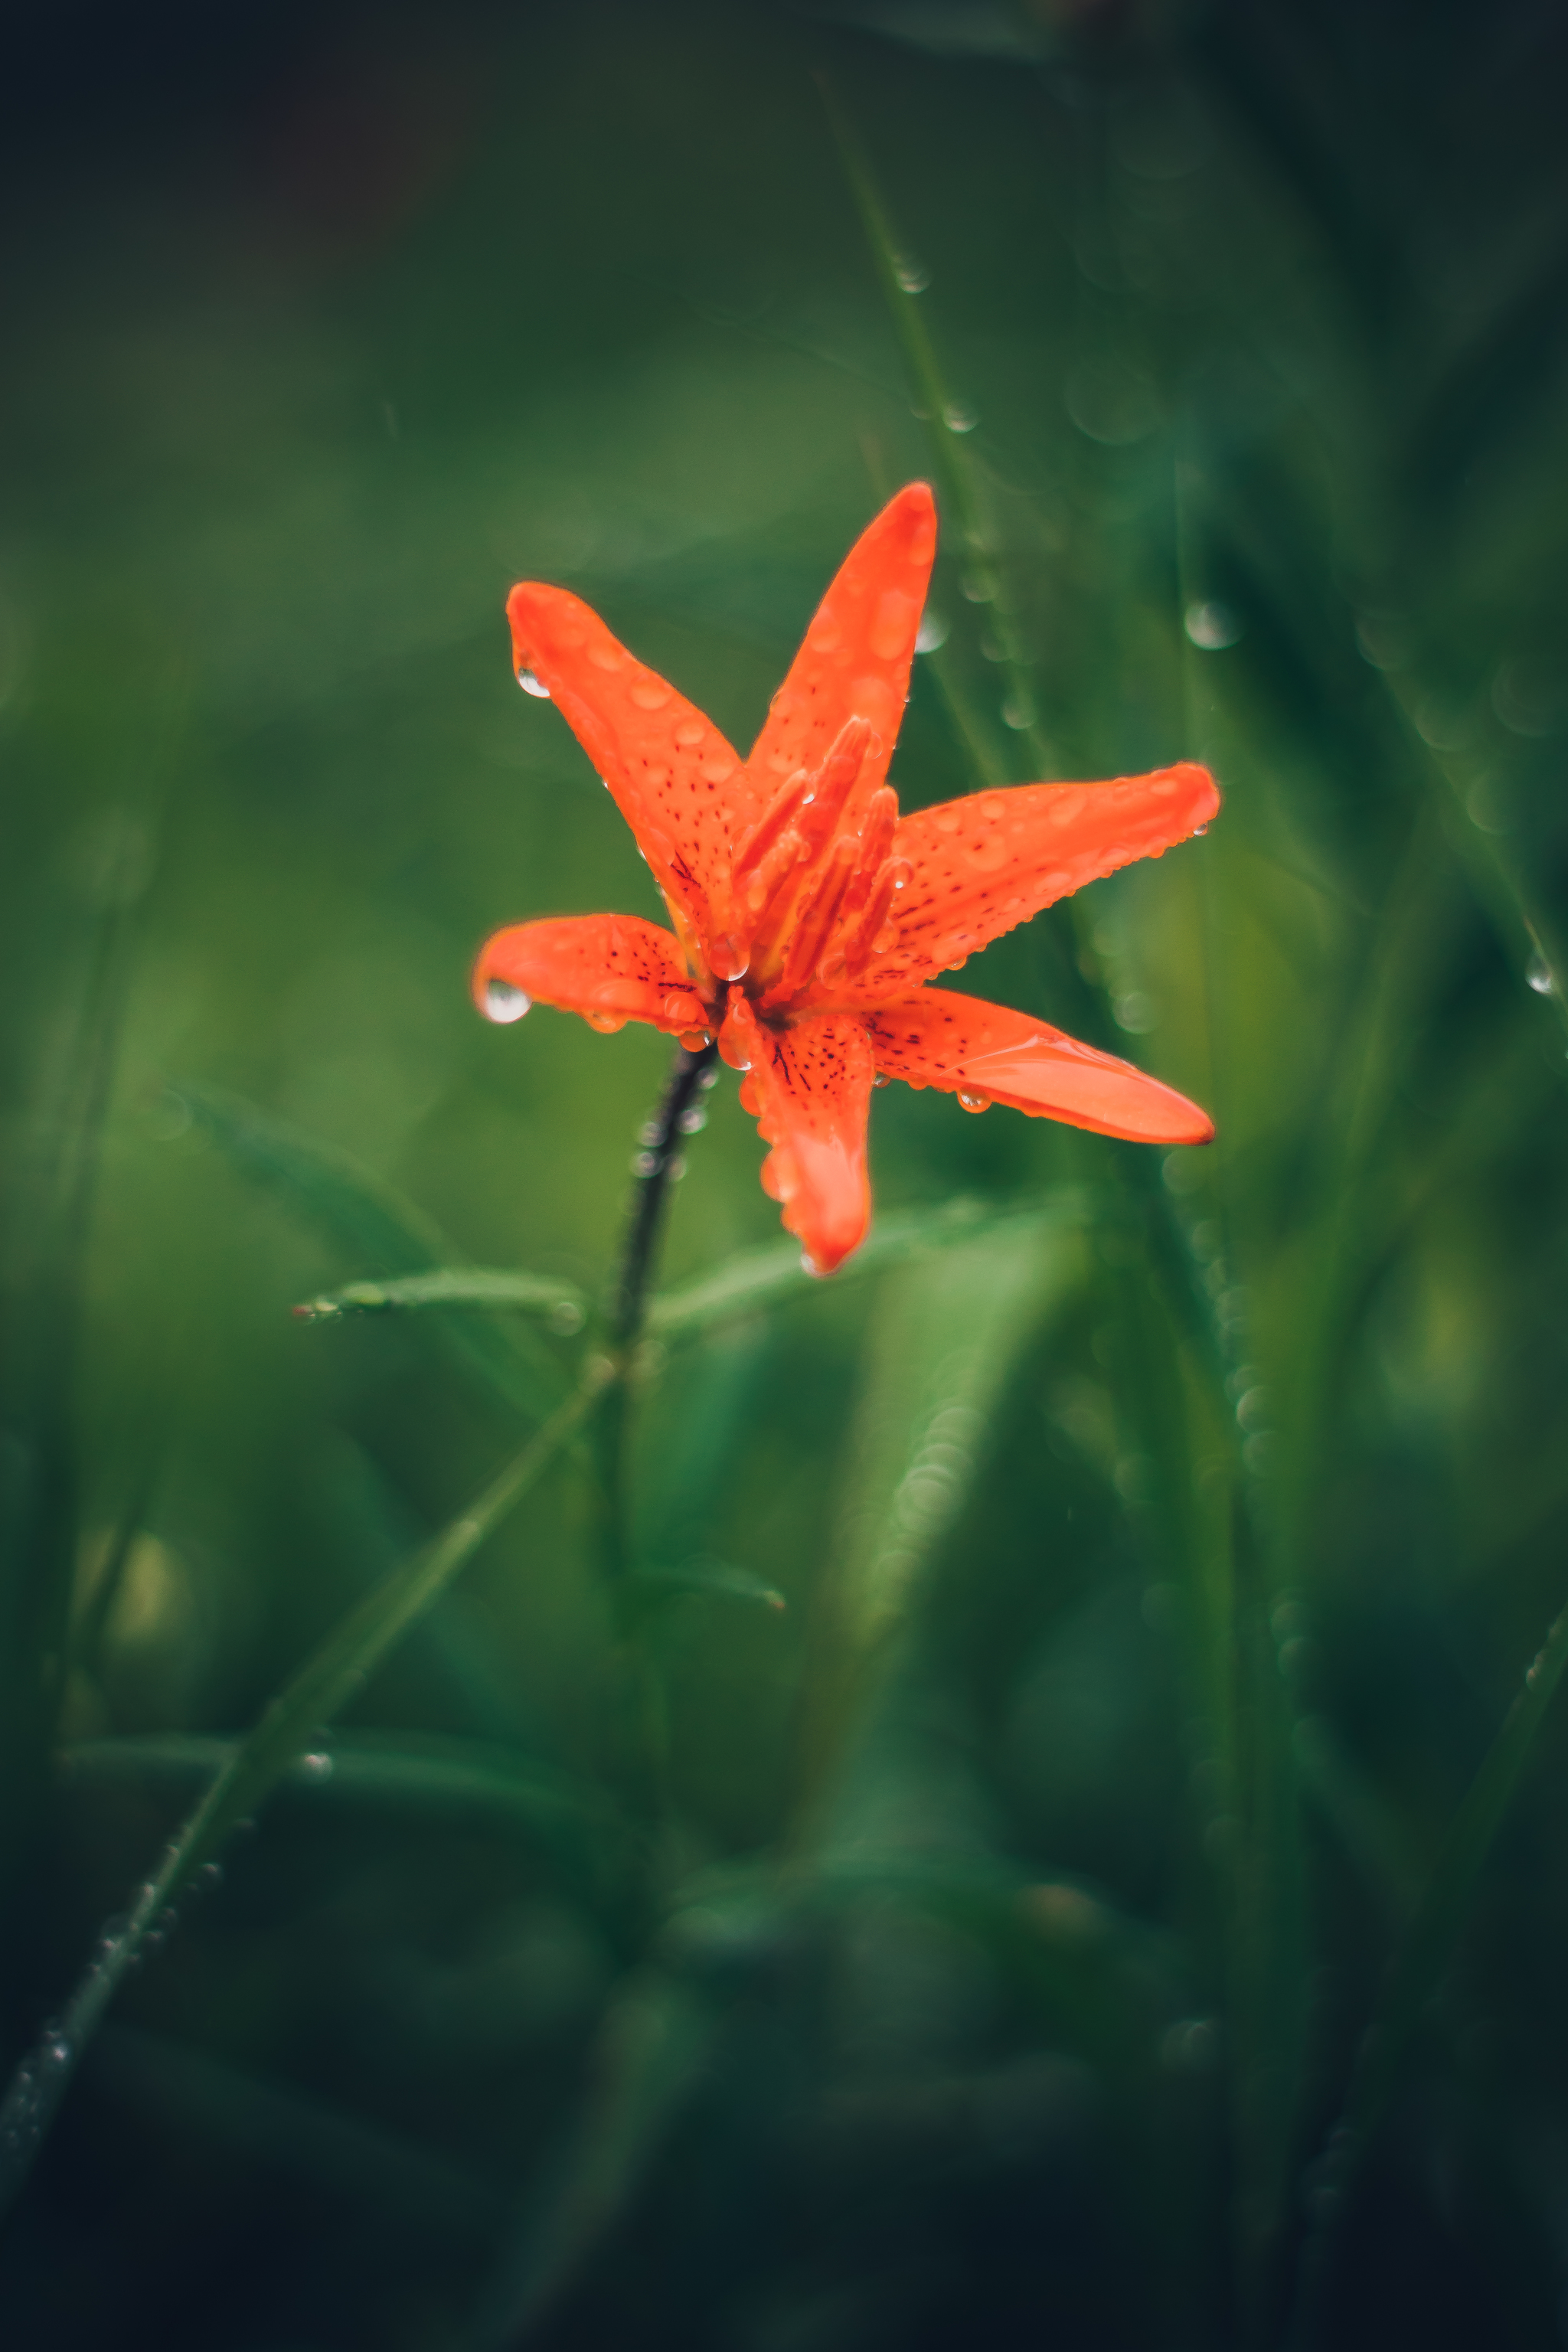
[
  {"left": 295, "top": 1266, "right": 587, "bottom": 1334},
  {"left": 0, "top": 1375, "right": 603, "bottom": 2220},
  {"left": 181, "top": 1084, "right": 564, "bottom": 1415},
  {"left": 649, "top": 1190, "right": 1088, "bottom": 1344}
]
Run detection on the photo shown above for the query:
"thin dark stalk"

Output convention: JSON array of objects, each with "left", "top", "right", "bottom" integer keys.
[
  {"left": 593, "top": 1041, "right": 718, "bottom": 1809},
  {"left": 593, "top": 1044, "right": 717, "bottom": 1601},
  {"left": 606, "top": 1043, "right": 719, "bottom": 1354}
]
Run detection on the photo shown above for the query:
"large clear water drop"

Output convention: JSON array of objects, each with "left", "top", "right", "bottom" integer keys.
[
  {"left": 483, "top": 978, "right": 531, "bottom": 1024},
  {"left": 708, "top": 936, "right": 750, "bottom": 982}
]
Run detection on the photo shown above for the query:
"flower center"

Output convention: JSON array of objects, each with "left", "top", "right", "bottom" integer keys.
[{"left": 718, "top": 717, "right": 910, "bottom": 1011}]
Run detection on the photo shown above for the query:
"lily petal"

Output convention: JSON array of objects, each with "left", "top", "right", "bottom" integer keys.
[
  {"left": 720, "top": 994, "right": 875, "bottom": 1274},
  {"left": 849, "top": 764, "right": 1219, "bottom": 992},
  {"left": 746, "top": 482, "right": 936, "bottom": 808},
  {"left": 506, "top": 584, "right": 762, "bottom": 963},
  {"left": 474, "top": 915, "right": 710, "bottom": 1037},
  {"left": 864, "top": 990, "right": 1214, "bottom": 1145}
]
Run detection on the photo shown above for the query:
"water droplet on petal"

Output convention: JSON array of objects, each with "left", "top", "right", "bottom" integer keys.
[
  {"left": 483, "top": 979, "right": 531, "bottom": 1024},
  {"left": 586, "top": 1011, "right": 627, "bottom": 1034},
  {"left": 956, "top": 1089, "right": 990, "bottom": 1113},
  {"left": 872, "top": 923, "right": 900, "bottom": 954},
  {"left": 517, "top": 669, "right": 551, "bottom": 697},
  {"left": 887, "top": 858, "right": 913, "bottom": 890},
  {"left": 1184, "top": 601, "right": 1242, "bottom": 652},
  {"left": 915, "top": 612, "right": 949, "bottom": 655},
  {"left": 708, "top": 936, "right": 750, "bottom": 982},
  {"left": 873, "top": 1072, "right": 890, "bottom": 1089},
  {"left": 1193, "top": 823, "right": 1209, "bottom": 836}
]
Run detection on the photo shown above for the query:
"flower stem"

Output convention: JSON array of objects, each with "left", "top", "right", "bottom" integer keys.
[
  {"left": 606, "top": 1041, "right": 718, "bottom": 1354},
  {"left": 593, "top": 1040, "right": 718, "bottom": 1586},
  {"left": 593, "top": 1040, "right": 717, "bottom": 1816}
]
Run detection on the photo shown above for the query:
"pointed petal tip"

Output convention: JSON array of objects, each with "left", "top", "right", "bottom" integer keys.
[{"left": 785, "top": 1201, "right": 867, "bottom": 1278}]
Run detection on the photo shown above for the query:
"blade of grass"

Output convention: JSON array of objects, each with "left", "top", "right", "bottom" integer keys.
[
  {"left": 817, "top": 70, "right": 1052, "bottom": 779},
  {"left": 650, "top": 1190, "right": 1088, "bottom": 1344},
  {"left": 1374, "top": 667, "right": 1568, "bottom": 1041},
  {"left": 181, "top": 1084, "right": 564, "bottom": 1418},
  {"left": 294, "top": 1266, "right": 586, "bottom": 1331},
  {"left": 1176, "top": 452, "right": 1308, "bottom": 2344},
  {"left": 1290, "top": 1586, "right": 1568, "bottom": 2341},
  {"left": 57, "top": 1729, "right": 626, "bottom": 1850},
  {"left": 0, "top": 1370, "right": 605, "bottom": 2223},
  {"left": 793, "top": 1216, "right": 1084, "bottom": 1829},
  {"left": 90, "top": 2023, "right": 510, "bottom": 2242},
  {"left": 827, "top": 111, "right": 1236, "bottom": 1408},
  {"left": 0, "top": 812, "right": 156, "bottom": 1882},
  {"left": 471, "top": 1967, "right": 712, "bottom": 2349}
]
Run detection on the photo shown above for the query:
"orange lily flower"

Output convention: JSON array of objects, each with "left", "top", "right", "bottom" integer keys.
[{"left": 475, "top": 484, "right": 1218, "bottom": 1275}]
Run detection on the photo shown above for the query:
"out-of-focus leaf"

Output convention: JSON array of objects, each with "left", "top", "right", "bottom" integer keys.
[
  {"left": 648, "top": 1191, "right": 1087, "bottom": 1344},
  {"left": 662, "top": 1851, "right": 1168, "bottom": 2084},
  {"left": 0, "top": 1379, "right": 601, "bottom": 2220},
  {"left": 88, "top": 2024, "right": 509, "bottom": 2240},
  {"left": 831, "top": 1218, "right": 1080, "bottom": 1658},
  {"left": 631, "top": 1560, "right": 786, "bottom": 1612},
  {"left": 1292, "top": 1714, "right": 1423, "bottom": 1926},
  {"left": 179, "top": 1084, "right": 562, "bottom": 1415},
  {"left": 795, "top": 1216, "right": 1083, "bottom": 1811},
  {"left": 57, "top": 1729, "right": 626, "bottom": 1851},
  {"left": 472, "top": 1968, "right": 713, "bottom": 2349},
  {"left": 1295, "top": 1585, "right": 1568, "bottom": 2334},
  {"left": 295, "top": 1266, "right": 586, "bottom": 1333}
]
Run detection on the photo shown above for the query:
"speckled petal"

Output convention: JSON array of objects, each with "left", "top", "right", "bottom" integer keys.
[
  {"left": 847, "top": 763, "right": 1220, "bottom": 994},
  {"left": 719, "top": 994, "right": 877, "bottom": 1273},
  {"left": 864, "top": 989, "right": 1214, "bottom": 1144},
  {"left": 474, "top": 915, "right": 710, "bottom": 1037},
  {"left": 506, "top": 584, "right": 762, "bottom": 958},
  {"left": 745, "top": 482, "right": 936, "bottom": 807}
]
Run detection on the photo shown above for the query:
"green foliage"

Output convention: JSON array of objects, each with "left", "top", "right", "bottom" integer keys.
[{"left": 3, "top": 3, "right": 1568, "bottom": 2347}]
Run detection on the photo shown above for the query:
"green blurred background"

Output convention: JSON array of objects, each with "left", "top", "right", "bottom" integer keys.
[{"left": 4, "top": 0, "right": 1568, "bottom": 2344}]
